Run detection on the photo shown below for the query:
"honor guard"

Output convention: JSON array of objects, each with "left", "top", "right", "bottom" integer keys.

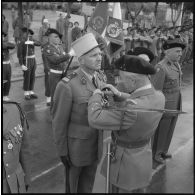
[
  {"left": 43, "top": 28, "right": 75, "bottom": 107},
  {"left": 3, "top": 81, "right": 31, "bottom": 193},
  {"left": 52, "top": 33, "right": 106, "bottom": 193},
  {"left": 39, "top": 18, "right": 51, "bottom": 106},
  {"left": 3, "top": 32, "right": 15, "bottom": 101},
  {"left": 151, "top": 38, "right": 186, "bottom": 164},
  {"left": 17, "top": 27, "right": 41, "bottom": 100},
  {"left": 88, "top": 55, "right": 165, "bottom": 193}
]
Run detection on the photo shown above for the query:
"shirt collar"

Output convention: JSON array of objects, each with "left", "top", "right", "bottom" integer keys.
[{"left": 81, "top": 68, "right": 96, "bottom": 81}]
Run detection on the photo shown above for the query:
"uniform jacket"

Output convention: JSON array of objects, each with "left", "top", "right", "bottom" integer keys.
[
  {"left": 52, "top": 68, "right": 106, "bottom": 167},
  {"left": 88, "top": 87, "right": 165, "bottom": 191},
  {"left": 43, "top": 43, "right": 71, "bottom": 71},
  {"left": 151, "top": 57, "right": 182, "bottom": 113},
  {"left": 38, "top": 25, "right": 49, "bottom": 48},
  {"left": 17, "top": 39, "right": 40, "bottom": 66},
  {"left": 3, "top": 103, "right": 31, "bottom": 193},
  {"left": 3, "top": 41, "right": 15, "bottom": 62}
]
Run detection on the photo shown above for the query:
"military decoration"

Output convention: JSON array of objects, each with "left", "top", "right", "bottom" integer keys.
[
  {"left": 81, "top": 77, "right": 87, "bottom": 85},
  {"left": 7, "top": 140, "right": 13, "bottom": 150}
]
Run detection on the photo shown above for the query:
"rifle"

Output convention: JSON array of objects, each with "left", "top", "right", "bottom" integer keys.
[{"left": 61, "top": 56, "right": 74, "bottom": 79}]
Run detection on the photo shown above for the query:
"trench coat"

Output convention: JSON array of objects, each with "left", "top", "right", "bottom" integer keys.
[
  {"left": 52, "top": 68, "right": 106, "bottom": 167},
  {"left": 3, "top": 102, "right": 31, "bottom": 193},
  {"left": 151, "top": 57, "right": 182, "bottom": 156},
  {"left": 88, "top": 86, "right": 165, "bottom": 191}
]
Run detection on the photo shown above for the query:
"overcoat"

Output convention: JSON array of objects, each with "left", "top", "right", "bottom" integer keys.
[
  {"left": 52, "top": 68, "right": 106, "bottom": 166},
  {"left": 151, "top": 57, "right": 182, "bottom": 155},
  {"left": 88, "top": 86, "right": 165, "bottom": 191},
  {"left": 3, "top": 102, "right": 31, "bottom": 193}
]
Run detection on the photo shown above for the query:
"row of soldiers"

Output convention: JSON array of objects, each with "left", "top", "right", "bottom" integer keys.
[{"left": 3, "top": 25, "right": 186, "bottom": 193}]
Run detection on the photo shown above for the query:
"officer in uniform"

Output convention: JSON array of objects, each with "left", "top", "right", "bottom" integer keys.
[
  {"left": 43, "top": 28, "right": 74, "bottom": 107},
  {"left": 39, "top": 19, "right": 51, "bottom": 106},
  {"left": 151, "top": 38, "right": 186, "bottom": 164},
  {"left": 52, "top": 33, "right": 106, "bottom": 193},
  {"left": 88, "top": 55, "right": 165, "bottom": 193},
  {"left": 3, "top": 81, "right": 31, "bottom": 193},
  {"left": 3, "top": 32, "right": 15, "bottom": 101},
  {"left": 17, "top": 27, "right": 41, "bottom": 100}
]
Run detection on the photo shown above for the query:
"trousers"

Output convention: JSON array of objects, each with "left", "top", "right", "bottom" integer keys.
[
  {"left": 65, "top": 163, "right": 98, "bottom": 193},
  {"left": 23, "top": 58, "right": 36, "bottom": 91},
  {"left": 3, "top": 63, "right": 12, "bottom": 96}
]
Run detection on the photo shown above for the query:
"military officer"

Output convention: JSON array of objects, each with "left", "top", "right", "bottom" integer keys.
[
  {"left": 17, "top": 27, "right": 41, "bottom": 100},
  {"left": 151, "top": 38, "right": 186, "bottom": 164},
  {"left": 88, "top": 55, "right": 165, "bottom": 193},
  {"left": 38, "top": 19, "right": 51, "bottom": 106},
  {"left": 52, "top": 33, "right": 106, "bottom": 193},
  {"left": 43, "top": 28, "right": 75, "bottom": 107},
  {"left": 3, "top": 32, "right": 15, "bottom": 101},
  {"left": 3, "top": 83, "right": 31, "bottom": 193}
]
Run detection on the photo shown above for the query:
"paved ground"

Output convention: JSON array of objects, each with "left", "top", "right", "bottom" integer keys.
[{"left": 6, "top": 65, "right": 193, "bottom": 193}]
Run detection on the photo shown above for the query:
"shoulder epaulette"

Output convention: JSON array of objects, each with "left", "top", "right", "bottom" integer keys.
[
  {"left": 62, "top": 72, "right": 77, "bottom": 83},
  {"left": 3, "top": 101, "right": 29, "bottom": 130}
]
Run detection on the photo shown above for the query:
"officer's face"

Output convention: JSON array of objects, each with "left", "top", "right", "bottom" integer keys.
[
  {"left": 166, "top": 47, "right": 183, "bottom": 62},
  {"left": 49, "top": 33, "right": 61, "bottom": 45},
  {"left": 81, "top": 47, "right": 102, "bottom": 71}
]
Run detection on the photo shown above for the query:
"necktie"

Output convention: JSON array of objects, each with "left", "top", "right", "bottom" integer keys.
[{"left": 92, "top": 75, "right": 97, "bottom": 88}]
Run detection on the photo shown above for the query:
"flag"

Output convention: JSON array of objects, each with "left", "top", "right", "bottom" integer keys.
[
  {"left": 106, "top": 3, "right": 124, "bottom": 58},
  {"left": 88, "top": 3, "right": 109, "bottom": 36}
]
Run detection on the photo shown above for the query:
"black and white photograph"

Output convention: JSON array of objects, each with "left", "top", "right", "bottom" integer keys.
[{"left": 2, "top": 1, "right": 193, "bottom": 193}]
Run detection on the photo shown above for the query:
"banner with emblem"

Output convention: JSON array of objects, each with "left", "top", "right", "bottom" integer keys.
[{"left": 88, "top": 3, "right": 109, "bottom": 35}]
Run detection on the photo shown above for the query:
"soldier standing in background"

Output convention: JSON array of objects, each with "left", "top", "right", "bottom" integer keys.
[
  {"left": 52, "top": 33, "right": 106, "bottom": 193},
  {"left": 43, "top": 28, "right": 74, "bottom": 107},
  {"left": 3, "top": 90, "right": 31, "bottom": 193},
  {"left": 3, "top": 32, "right": 15, "bottom": 101},
  {"left": 17, "top": 27, "right": 41, "bottom": 100},
  {"left": 151, "top": 38, "right": 186, "bottom": 164},
  {"left": 39, "top": 18, "right": 51, "bottom": 106},
  {"left": 2, "top": 14, "right": 9, "bottom": 41}
]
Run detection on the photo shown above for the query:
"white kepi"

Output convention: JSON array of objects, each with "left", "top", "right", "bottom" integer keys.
[{"left": 71, "top": 33, "right": 101, "bottom": 58}]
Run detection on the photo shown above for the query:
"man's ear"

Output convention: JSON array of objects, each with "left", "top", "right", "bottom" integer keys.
[{"left": 78, "top": 56, "right": 85, "bottom": 65}]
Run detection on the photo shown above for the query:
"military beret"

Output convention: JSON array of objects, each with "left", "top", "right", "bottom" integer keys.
[
  {"left": 114, "top": 55, "right": 156, "bottom": 75},
  {"left": 132, "top": 47, "right": 155, "bottom": 63},
  {"left": 162, "top": 38, "right": 186, "bottom": 50},
  {"left": 45, "top": 28, "right": 62, "bottom": 39},
  {"left": 21, "top": 27, "right": 34, "bottom": 35}
]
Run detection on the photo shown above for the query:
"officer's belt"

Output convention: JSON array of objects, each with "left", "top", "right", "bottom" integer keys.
[
  {"left": 26, "top": 55, "right": 35, "bottom": 58},
  {"left": 3, "top": 60, "right": 10, "bottom": 64},
  {"left": 50, "top": 69, "right": 63, "bottom": 74},
  {"left": 112, "top": 134, "right": 150, "bottom": 149}
]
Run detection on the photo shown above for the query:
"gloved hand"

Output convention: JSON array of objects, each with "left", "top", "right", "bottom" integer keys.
[
  {"left": 102, "top": 84, "right": 121, "bottom": 97},
  {"left": 68, "top": 48, "right": 76, "bottom": 57},
  {"left": 60, "top": 155, "right": 72, "bottom": 167},
  {"left": 22, "top": 65, "right": 28, "bottom": 71},
  {"left": 93, "top": 89, "right": 103, "bottom": 96}
]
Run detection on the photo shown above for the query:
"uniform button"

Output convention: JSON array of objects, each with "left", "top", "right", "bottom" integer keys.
[
  {"left": 6, "top": 163, "right": 9, "bottom": 167},
  {"left": 7, "top": 175, "right": 10, "bottom": 178}
]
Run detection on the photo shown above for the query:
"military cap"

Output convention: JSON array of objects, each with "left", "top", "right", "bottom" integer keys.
[
  {"left": 21, "top": 27, "right": 34, "bottom": 35},
  {"left": 114, "top": 55, "right": 156, "bottom": 75},
  {"left": 45, "top": 28, "right": 62, "bottom": 39},
  {"left": 163, "top": 38, "right": 186, "bottom": 50},
  {"left": 132, "top": 47, "right": 155, "bottom": 63}
]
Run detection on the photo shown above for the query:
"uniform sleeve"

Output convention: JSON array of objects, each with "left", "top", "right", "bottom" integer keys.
[
  {"left": 20, "top": 122, "right": 31, "bottom": 186},
  {"left": 150, "top": 65, "right": 166, "bottom": 91},
  {"left": 88, "top": 94, "right": 137, "bottom": 130},
  {"left": 51, "top": 81, "right": 73, "bottom": 156},
  {"left": 43, "top": 47, "right": 71, "bottom": 65}
]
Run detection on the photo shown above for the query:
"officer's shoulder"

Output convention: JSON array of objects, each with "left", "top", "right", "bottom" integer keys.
[{"left": 61, "top": 72, "right": 78, "bottom": 84}]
